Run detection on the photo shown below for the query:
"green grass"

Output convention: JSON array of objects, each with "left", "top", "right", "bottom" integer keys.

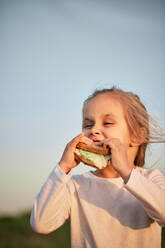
[
  {"left": 0, "top": 212, "right": 70, "bottom": 248},
  {"left": 162, "top": 227, "right": 165, "bottom": 248},
  {"left": 0, "top": 212, "right": 164, "bottom": 248}
]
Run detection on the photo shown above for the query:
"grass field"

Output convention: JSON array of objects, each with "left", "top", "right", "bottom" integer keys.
[
  {"left": 0, "top": 212, "right": 70, "bottom": 248},
  {"left": 0, "top": 212, "right": 164, "bottom": 248}
]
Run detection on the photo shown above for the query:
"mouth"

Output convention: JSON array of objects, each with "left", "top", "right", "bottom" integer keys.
[
  {"left": 92, "top": 139, "right": 103, "bottom": 147},
  {"left": 93, "top": 139, "right": 101, "bottom": 142}
]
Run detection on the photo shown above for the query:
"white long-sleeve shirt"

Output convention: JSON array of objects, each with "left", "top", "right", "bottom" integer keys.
[{"left": 30, "top": 165, "right": 165, "bottom": 248}]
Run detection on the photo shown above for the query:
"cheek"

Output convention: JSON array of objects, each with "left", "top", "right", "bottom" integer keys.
[
  {"left": 82, "top": 128, "right": 90, "bottom": 136},
  {"left": 104, "top": 128, "right": 131, "bottom": 145},
  {"left": 103, "top": 128, "right": 118, "bottom": 137},
  {"left": 123, "top": 129, "right": 132, "bottom": 146}
]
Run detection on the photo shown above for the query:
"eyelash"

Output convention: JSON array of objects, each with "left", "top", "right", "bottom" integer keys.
[
  {"left": 104, "top": 122, "right": 113, "bottom": 125},
  {"left": 83, "top": 122, "right": 113, "bottom": 128},
  {"left": 83, "top": 125, "right": 93, "bottom": 129}
]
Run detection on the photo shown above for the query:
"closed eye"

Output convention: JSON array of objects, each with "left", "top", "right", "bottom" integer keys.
[
  {"left": 83, "top": 124, "right": 93, "bottom": 129},
  {"left": 104, "top": 122, "right": 114, "bottom": 125}
]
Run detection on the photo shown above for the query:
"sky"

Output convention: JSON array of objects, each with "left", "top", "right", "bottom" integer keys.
[{"left": 0, "top": 0, "right": 165, "bottom": 215}]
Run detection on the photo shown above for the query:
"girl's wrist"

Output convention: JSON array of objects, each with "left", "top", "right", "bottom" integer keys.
[
  {"left": 121, "top": 167, "right": 134, "bottom": 184},
  {"left": 59, "top": 161, "right": 72, "bottom": 174}
]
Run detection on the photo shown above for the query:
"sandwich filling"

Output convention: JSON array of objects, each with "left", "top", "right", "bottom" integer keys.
[{"left": 75, "top": 148, "right": 110, "bottom": 169}]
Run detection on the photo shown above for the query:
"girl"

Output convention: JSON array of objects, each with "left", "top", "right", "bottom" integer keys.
[{"left": 30, "top": 87, "right": 165, "bottom": 248}]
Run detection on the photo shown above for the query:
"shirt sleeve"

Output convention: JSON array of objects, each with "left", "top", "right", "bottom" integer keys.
[
  {"left": 30, "top": 164, "right": 72, "bottom": 234},
  {"left": 125, "top": 168, "right": 165, "bottom": 227}
]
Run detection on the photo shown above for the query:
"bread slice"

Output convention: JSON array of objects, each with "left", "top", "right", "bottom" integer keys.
[
  {"left": 75, "top": 142, "right": 110, "bottom": 169},
  {"left": 76, "top": 142, "right": 109, "bottom": 155}
]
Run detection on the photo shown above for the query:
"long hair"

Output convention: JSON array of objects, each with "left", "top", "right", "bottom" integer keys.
[{"left": 83, "top": 87, "right": 165, "bottom": 167}]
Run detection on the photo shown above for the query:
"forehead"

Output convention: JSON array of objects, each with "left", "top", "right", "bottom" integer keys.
[{"left": 83, "top": 94, "right": 125, "bottom": 119}]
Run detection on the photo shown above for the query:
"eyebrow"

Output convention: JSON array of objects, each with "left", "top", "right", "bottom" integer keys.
[
  {"left": 104, "top": 113, "right": 117, "bottom": 118},
  {"left": 83, "top": 118, "right": 93, "bottom": 122}
]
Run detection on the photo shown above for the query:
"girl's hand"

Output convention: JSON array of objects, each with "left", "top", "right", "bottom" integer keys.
[
  {"left": 102, "top": 138, "right": 134, "bottom": 183},
  {"left": 59, "top": 133, "right": 92, "bottom": 174}
]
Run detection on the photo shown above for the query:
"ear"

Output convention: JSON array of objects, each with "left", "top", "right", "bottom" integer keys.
[
  {"left": 129, "top": 128, "right": 147, "bottom": 147},
  {"left": 129, "top": 139, "right": 140, "bottom": 147}
]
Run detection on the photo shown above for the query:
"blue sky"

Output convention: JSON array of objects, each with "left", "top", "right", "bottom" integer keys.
[{"left": 0, "top": 0, "right": 165, "bottom": 215}]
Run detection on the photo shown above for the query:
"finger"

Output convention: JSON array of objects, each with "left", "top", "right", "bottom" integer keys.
[
  {"left": 73, "top": 133, "right": 84, "bottom": 142},
  {"left": 74, "top": 153, "right": 81, "bottom": 163},
  {"left": 102, "top": 138, "right": 121, "bottom": 150},
  {"left": 79, "top": 136, "right": 93, "bottom": 145},
  {"left": 70, "top": 133, "right": 85, "bottom": 148}
]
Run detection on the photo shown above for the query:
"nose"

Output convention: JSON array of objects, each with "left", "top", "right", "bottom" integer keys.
[{"left": 90, "top": 125, "right": 101, "bottom": 136}]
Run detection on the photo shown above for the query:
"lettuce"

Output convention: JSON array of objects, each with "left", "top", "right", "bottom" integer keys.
[{"left": 79, "top": 149, "right": 110, "bottom": 169}]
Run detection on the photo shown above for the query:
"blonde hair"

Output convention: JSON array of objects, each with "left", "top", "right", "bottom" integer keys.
[{"left": 83, "top": 87, "right": 165, "bottom": 167}]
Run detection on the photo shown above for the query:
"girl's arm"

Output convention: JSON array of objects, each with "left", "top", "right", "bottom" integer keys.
[
  {"left": 30, "top": 164, "right": 72, "bottom": 234},
  {"left": 125, "top": 168, "right": 165, "bottom": 226},
  {"left": 101, "top": 137, "right": 165, "bottom": 226},
  {"left": 30, "top": 133, "right": 91, "bottom": 234}
]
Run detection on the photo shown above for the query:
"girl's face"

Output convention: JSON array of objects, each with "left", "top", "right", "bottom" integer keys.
[{"left": 82, "top": 93, "right": 131, "bottom": 148}]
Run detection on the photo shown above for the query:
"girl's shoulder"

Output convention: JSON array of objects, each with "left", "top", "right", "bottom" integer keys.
[
  {"left": 135, "top": 166, "right": 165, "bottom": 180},
  {"left": 71, "top": 171, "right": 94, "bottom": 182},
  {"left": 70, "top": 167, "right": 165, "bottom": 187}
]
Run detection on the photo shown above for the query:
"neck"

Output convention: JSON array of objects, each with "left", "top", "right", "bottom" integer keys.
[{"left": 93, "top": 166, "right": 120, "bottom": 178}]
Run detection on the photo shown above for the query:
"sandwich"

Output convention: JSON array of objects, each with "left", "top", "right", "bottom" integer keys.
[{"left": 75, "top": 142, "right": 111, "bottom": 169}]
